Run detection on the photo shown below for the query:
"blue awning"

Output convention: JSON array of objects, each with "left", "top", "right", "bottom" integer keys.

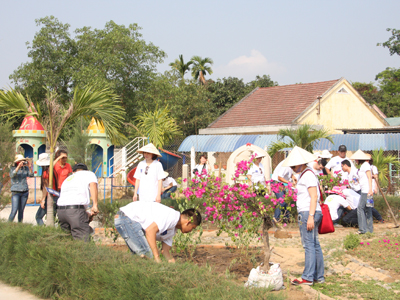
[{"left": 178, "top": 133, "right": 400, "bottom": 153}]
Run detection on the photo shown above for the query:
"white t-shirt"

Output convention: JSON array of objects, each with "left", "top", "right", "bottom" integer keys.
[
  {"left": 358, "top": 161, "right": 371, "bottom": 193},
  {"left": 325, "top": 195, "right": 350, "bottom": 220},
  {"left": 325, "top": 156, "right": 354, "bottom": 180},
  {"left": 162, "top": 177, "right": 177, "bottom": 188},
  {"left": 193, "top": 164, "right": 210, "bottom": 177},
  {"left": 342, "top": 188, "right": 360, "bottom": 209},
  {"left": 271, "top": 161, "right": 293, "bottom": 182},
  {"left": 248, "top": 163, "right": 266, "bottom": 185},
  {"left": 296, "top": 168, "right": 321, "bottom": 213},
  {"left": 120, "top": 202, "right": 180, "bottom": 246},
  {"left": 348, "top": 167, "right": 361, "bottom": 192},
  {"left": 134, "top": 160, "right": 165, "bottom": 202},
  {"left": 57, "top": 170, "right": 98, "bottom": 206},
  {"left": 307, "top": 162, "right": 323, "bottom": 177}
]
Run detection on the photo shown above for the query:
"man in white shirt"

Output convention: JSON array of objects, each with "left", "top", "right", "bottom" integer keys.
[
  {"left": 161, "top": 172, "right": 178, "bottom": 199},
  {"left": 325, "top": 194, "right": 352, "bottom": 226},
  {"left": 325, "top": 145, "right": 354, "bottom": 181},
  {"left": 57, "top": 163, "right": 98, "bottom": 242},
  {"left": 115, "top": 202, "right": 201, "bottom": 263},
  {"left": 271, "top": 160, "right": 296, "bottom": 222},
  {"left": 341, "top": 160, "right": 361, "bottom": 194}
]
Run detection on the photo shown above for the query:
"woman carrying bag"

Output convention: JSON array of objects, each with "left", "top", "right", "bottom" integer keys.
[{"left": 282, "top": 146, "right": 325, "bottom": 286}]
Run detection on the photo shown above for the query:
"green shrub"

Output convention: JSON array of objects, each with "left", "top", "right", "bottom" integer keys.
[
  {"left": 373, "top": 195, "right": 400, "bottom": 221},
  {"left": 97, "top": 198, "right": 131, "bottom": 227},
  {"left": 344, "top": 233, "right": 361, "bottom": 250},
  {"left": 0, "top": 221, "right": 283, "bottom": 300}
]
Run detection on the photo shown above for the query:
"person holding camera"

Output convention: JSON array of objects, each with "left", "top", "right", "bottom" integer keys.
[
  {"left": 8, "top": 154, "right": 34, "bottom": 223},
  {"left": 193, "top": 154, "right": 211, "bottom": 177}
]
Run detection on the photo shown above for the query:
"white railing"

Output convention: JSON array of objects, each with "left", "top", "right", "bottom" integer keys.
[{"left": 108, "top": 137, "right": 147, "bottom": 177}]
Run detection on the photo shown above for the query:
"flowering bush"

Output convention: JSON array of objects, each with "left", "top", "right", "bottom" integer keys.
[
  {"left": 318, "top": 171, "right": 348, "bottom": 192},
  {"left": 181, "top": 154, "right": 298, "bottom": 270}
]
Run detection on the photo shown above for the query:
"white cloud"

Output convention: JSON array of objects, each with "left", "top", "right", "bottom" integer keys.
[{"left": 214, "top": 50, "right": 286, "bottom": 82}]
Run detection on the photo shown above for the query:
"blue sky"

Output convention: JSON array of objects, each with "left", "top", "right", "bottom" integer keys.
[{"left": 1, "top": 0, "right": 399, "bottom": 88}]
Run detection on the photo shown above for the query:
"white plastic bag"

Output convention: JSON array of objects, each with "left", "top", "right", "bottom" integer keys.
[{"left": 244, "top": 263, "right": 284, "bottom": 290}]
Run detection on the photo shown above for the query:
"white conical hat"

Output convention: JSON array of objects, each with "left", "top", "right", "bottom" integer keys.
[
  {"left": 137, "top": 143, "right": 162, "bottom": 157},
  {"left": 350, "top": 149, "right": 370, "bottom": 160},
  {"left": 282, "top": 146, "right": 318, "bottom": 167},
  {"left": 319, "top": 149, "right": 333, "bottom": 159}
]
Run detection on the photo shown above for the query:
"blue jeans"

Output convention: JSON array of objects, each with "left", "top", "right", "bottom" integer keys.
[
  {"left": 273, "top": 190, "right": 288, "bottom": 221},
  {"left": 298, "top": 211, "right": 324, "bottom": 282},
  {"left": 114, "top": 211, "right": 153, "bottom": 258},
  {"left": 35, "top": 196, "right": 59, "bottom": 225},
  {"left": 357, "top": 193, "right": 373, "bottom": 234},
  {"left": 161, "top": 186, "right": 177, "bottom": 199},
  {"left": 8, "top": 191, "right": 29, "bottom": 222}
]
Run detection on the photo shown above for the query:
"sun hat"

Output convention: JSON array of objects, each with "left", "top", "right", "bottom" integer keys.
[
  {"left": 255, "top": 153, "right": 265, "bottom": 159},
  {"left": 350, "top": 150, "right": 371, "bottom": 161},
  {"left": 319, "top": 150, "right": 333, "bottom": 159},
  {"left": 282, "top": 146, "right": 318, "bottom": 167},
  {"left": 338, "top": 145, "right": 347, "bottom": 152},
  {"left": 36, "top": 153, "right": 50, "bottom": 166},
  {"left": 137, "top": 143, "right": 162, "bottom": 157},
  {"left": 163, "top": 171, "right": 169, "bottom": 179},
  {"left": 14, "top": 154, "right": 28, "bottom": 163}
]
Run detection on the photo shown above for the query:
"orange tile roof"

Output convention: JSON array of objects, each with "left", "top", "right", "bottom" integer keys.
[{"left": 208, "top": 79, "right": 340, "bottom": 128}]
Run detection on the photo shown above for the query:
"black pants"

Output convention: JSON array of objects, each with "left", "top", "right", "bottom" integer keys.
[
  {"left": 57, "top": 208, "right": 91, "bottom": 242},
  {"left": 342, "top": 208, "right": 383, "bottom": 227}
]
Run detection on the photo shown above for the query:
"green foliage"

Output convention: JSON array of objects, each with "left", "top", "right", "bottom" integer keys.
[
  {"left": 343, "top": 233, "right": 361, "bottom": 250},
  {"left": 351, "top": 81, "right": 383, "bottom": 105},
  {"left": 318, "top": 173, "right": 343, "bottom": 192},
  {"left": 247, "top": 75, "right": 278, "bottom": 89},
  {"left": 268, "top": 124, "right": 334, "bottom": 157},
  {"left": 377, "top": 28, "right": 400, "bottom": 57},
  {"left": 169, "top": 54, "right": 193, "bottom": 78},
  {"left": 191, "top": 56, "right": 213, "bottom": 84},
  {"left": 63, "top": 125, "right": 95, "bottom": 167},
  {"left": 135, "top": 106, "right": 182, "bottom": 148},
  {"left": 0, "top": 221, "right": 282, "bottom": 300},
  {"left": 371, "top": 148, "right": 400, "bottom": 188},
  {"left": 9, "top": 16, "right": 166, "bottom": 123},
  {"left": 0, "top": 121, "right": 15, "bottom": 194},
  {"left": 374, "top": 68, "right": 400, "bottom": 117}
]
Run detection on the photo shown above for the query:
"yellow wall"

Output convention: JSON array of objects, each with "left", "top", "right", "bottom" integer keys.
[{"left": 297, "top": 80, "right": 386, "bottom": 133}]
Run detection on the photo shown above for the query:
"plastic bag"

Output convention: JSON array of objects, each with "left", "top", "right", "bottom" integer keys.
[{"left": 244, "top": 263, "right": 284, "bottom": 290}]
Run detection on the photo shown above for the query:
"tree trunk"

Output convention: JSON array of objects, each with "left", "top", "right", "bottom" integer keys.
[
  {"left": 261, "top": 216, "right": 272, "bottom": 272},
  {"left": 46, "top": 147, "right": 55, "bottom": 226}
]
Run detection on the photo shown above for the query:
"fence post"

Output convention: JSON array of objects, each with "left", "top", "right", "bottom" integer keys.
[
  {"left": 191, "top": 146, "right": 195, "bottom": 178},
  {"left": 182, "top": 164, "right": 189, "bottom": 189}
]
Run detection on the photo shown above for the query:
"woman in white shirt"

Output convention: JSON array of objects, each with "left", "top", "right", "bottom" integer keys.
[
  {"left": 193, "top": 154, "right": 211, "bottom": 177},
  {"left": 134, "top": 143, "right": 165, "bottom": 202},
  {"left": 350, "top": 150, "right": 373, "bottom": 234},
  {"left": 282, "top": 146, "right": 324, "bottom": 286},
  {"left": 247, "top": 154, "right": 266, "bottom": 186},
  {"left": 161, "top": 172, "right": 178, "bottom": 199}
]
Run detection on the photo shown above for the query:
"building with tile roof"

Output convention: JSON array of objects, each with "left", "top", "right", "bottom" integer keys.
[{"left": 199, "top": 78, "right": 388, "bottom": 135}]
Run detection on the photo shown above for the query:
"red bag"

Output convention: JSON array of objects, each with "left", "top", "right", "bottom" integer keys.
[{"left": 299, "top": 169, "right": 334, "bottom": 234}]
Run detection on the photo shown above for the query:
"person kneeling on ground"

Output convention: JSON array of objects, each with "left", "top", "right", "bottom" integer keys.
[
  {"left": 115, "top": 201, "right": 201, "bottom": 263},
  {"left": 57, "top": 163, "right": 99, "bottom": 242},
  {"left": 161, "top": 172, "right": 178, "bottom": 199},
  {"left": 324, "top": 194, "right": 352, "bottom": 227}
]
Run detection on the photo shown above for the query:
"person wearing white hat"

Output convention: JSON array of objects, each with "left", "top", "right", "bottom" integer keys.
[
  {"left": 283, "top": 147, "right": 324, "bottom": 286},
  {"left": 247, "top": 153, "right": 267, "bottom": 188},
  {"left": 350, "top": 150, "right": 373, "bottom": 234},
  {"left": 161, "top": 171, "right": 178, "bottom": 199},
  {"left": 134, "top": 143, "right": 165, "bottom": 202},
  {"left": 8, "top": 154, "right": 34, "bottom": 223}
]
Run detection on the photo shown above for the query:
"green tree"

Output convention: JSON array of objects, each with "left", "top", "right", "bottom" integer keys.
[
  {"left": 375, "top": 68, "right": 400, "bottom": 117},
  {"left": 377, "top": 28, "right": 400, "bottom": 56},
  {"left": 371, "top": 149, "right": 400, "bottom": 188},
  {"left": 63, "top": 125, "right": 96, "bottom": 168},
  {"left": 191, "top": 56, "right": 213, "bottom": 84},
  {"left": 0, "top": 121, "right": 15, "bottom": 211},
  {"left": 169, "top": 55, "right": 193, "bottom": 79},
  {"left": 10, "top": 16, "right": 166, "bottom": 123},
  {"left": 248, "top": 74, "right": 278, "bottom": 89},
  {"left": 0, "top": 86, "right": 125, "bottom": 226},
  {"left": 268, "top": 124, "right": 334, "bottom": 158},
  {"left": 135, "top": 106, "right": 181, "bottom": 149}
]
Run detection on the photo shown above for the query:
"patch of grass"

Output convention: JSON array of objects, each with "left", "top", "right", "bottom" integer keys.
[
  {"left": 312, "top": 274, "right": 399, "bottom": 299},
  {"left": 0, "top": 221, "right": 284, "bottom": 300},
  {"left": 373, "top": 195, "right": 400, "bottom": 221},
  {"left": 344, "top": 233, "right": 361, "bottom": 250},
  {"left": 351, "top": 234, "right": 400, "bottom": 273}
]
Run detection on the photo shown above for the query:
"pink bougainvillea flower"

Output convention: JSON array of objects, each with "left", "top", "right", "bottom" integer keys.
[
  {"left": 367, "top": 242, "right": 370, "bottom": 245},
  {"left": 360, "top": 242, "right": 364, "bottom": 245}
]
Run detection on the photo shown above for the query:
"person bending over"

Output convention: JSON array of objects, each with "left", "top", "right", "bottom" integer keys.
[{"left": 115, "top": 201, "right": 201, "bottom": 263}]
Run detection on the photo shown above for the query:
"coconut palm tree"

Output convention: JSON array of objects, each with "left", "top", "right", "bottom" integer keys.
[
  {"left": 191, "top": 56, "right": 213, "bottom": 84},
  {"left": 371, "top": 148, "right": 399, "bottom": 188},
  {"left": 268, "top": 124, "right": 334, "bottom": 158},
  {"left": 135, "top": 106, "right": 181, "bottom": 149},
  {"left": 169, "top": 55, "right": 193, "bottom": 78},
  {"left": 0, "top": 86, "right": 125, "bottom": 226}
]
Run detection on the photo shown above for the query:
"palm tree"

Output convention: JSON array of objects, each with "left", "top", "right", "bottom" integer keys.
[
  {"left": 268, "top": 124, "right": 333, "bottom": 158},
  {"left": 135, "top": 106, "right": 181, "bottom": 149},
  {"left": 191, "top": 56, "right": 213, "bottom": 84},
  {"left": 169, "top": 55, "right": 193, "bottom": 78},
  {"left": 371, "top": 148, "right": 399, "bottom": 188},
  {"left": 0, "top": 87, "right": 125, "bottom": 226}
]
